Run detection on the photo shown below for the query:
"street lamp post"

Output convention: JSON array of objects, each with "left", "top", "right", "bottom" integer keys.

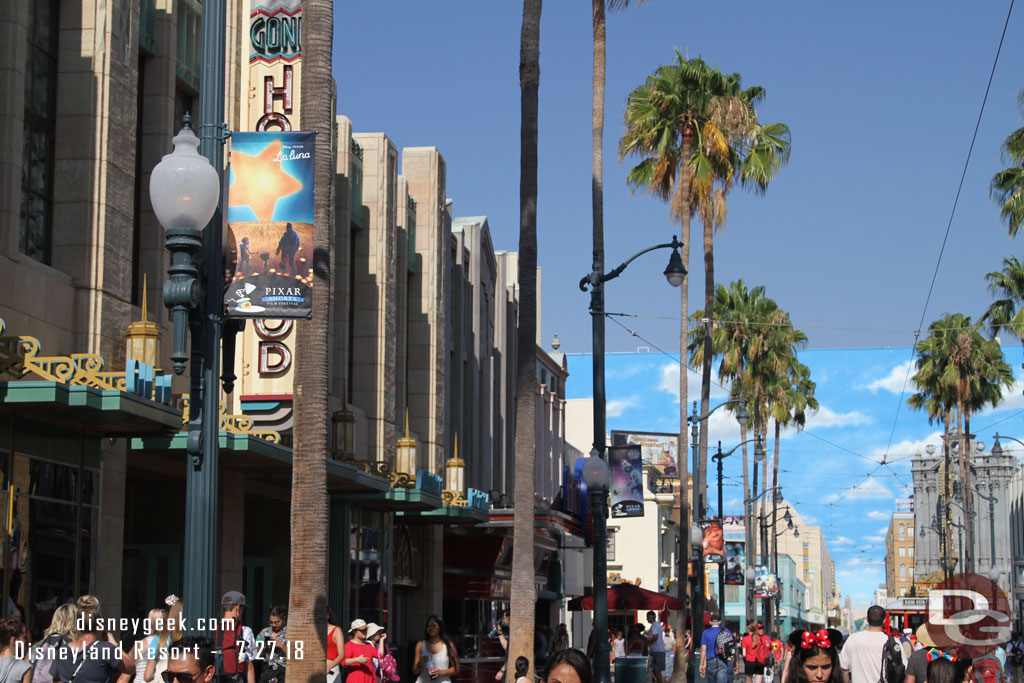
[
  {"left": 582, "top": 453, "right": 612, "bottom": 683},
  {"left": 712, "top": 435, "right": 760, "bottom": 617},
  {"left": 746, "top": 486, "right": 781, "bottom": 626},
  {"left": 580, "top": 237, "right": 686, "bottom": 683},
  {"left": 150, "top": 0, "right": 233, "bottom": 629},
  {"left": 689, "top": 400, "right": 748, "bottom": 649},
  {"left": 955, "top": 479, "right": 998, "bottom": 577},
  {"left": 150, "top": 110, "right": 234, "bottom": 630}
]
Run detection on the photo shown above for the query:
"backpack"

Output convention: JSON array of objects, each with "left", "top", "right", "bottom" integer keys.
[
  {"left": 31, "top": 633, "right": 70, "bottom": 683},
  {"left": 715, "top": 629, "right": 737, "bottom": 662},
  {"left": 379, "top": 644, "right": 399, "bottom": 683},
  {"left": 972, "top": 656, "right": 1004, "bottom": 683},
  {"left": 215, "top": 621, "right": 247, "bottom": 677},
  {"left": 1009, "top": 641, "right": 1024, "bottom": 667},
  {"left": 879, "top": 635, "right": 906, "bottom": 683}
]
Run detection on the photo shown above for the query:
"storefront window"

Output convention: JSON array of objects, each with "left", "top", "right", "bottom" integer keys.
[
  {"left": 348, "top": 509, "right": 388, "bottom": 625},
  {"left": 0, "top": 453, "right": 99, "bottom": 632}
]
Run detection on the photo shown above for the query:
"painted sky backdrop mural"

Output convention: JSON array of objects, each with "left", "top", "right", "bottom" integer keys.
[{"left": 564, "top": 347, "right": 1024, "bottom": 608}]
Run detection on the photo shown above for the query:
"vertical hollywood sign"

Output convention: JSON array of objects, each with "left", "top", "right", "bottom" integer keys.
[
  {"left": 234, "top": 0, "right": 304, "bottom": 421},
  {"left": 248, "top": 0, "right": 302, "bottom": 133},
  {"left": 256, "top": 319, "right": 293, "bottom": 374},
  {"left": 258, "top": 66, "right": 293, "bottom": 131}
]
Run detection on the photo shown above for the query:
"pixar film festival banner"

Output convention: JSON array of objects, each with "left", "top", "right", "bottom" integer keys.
[{"left": 224, "top": 131, "right": 315, "bottom": 319}]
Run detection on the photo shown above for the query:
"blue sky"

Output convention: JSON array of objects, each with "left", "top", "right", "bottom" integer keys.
[
  {"left": 335, "top": 2, "right": 1024, "bottom": 353},
  {"left": 564, "top": 349, "right": 1024, "bottom": 610}
]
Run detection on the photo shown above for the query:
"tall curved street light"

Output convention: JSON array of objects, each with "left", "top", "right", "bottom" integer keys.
[
  {"left": 580, "top": 236, "right": 686, "bottom": 683},
  {"left": 688, "top": 400, "right": 748, "bottom": 646},
  {"left": 712, "top": 435, "right": 762, "bottom": 617}
]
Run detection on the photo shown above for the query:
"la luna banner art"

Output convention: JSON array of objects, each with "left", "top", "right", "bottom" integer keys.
[{"left": 224, "top": 130, "right": 315, "bottom": 319}]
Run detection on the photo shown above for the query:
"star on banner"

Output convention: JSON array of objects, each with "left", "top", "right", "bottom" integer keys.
[{"left": 230, "top": 140, "right": 303, "bottom": 222}]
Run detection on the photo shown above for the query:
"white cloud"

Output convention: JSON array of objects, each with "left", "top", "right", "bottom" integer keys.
[
  {"left": 877, "top": 526, "right": 888, "bottom": 535},
  {"left": 805, "top": 405, "right": 874, "bottom": 429},
  {"left": 824, "top": 477, "right": 892, "bottom": 502},
  {"left": 862, "top": 361, "right": 915, "bottom": 393},
  {"left": 868, "top": 431, "right": 943, "bottom": 463},
  {"left": 847, "top": 556, "right": 885, "bottom": 567},
  {"left": 801, "top": 514, "right": 818, "bottom": 525},
  {"left": 831, "top": 536, "right": 855, "bottom": 546},
  {"left": 975, "top": 379, "right": 1024, "bottom": 422},
  {"left": 606, "top": 397, "right": 639, "bottom": 418},
  {"left": 867, "top": 510, "right": 889, "bottom": 521},
  {"left": 864, "top": 535, "right": 886, "bottom": 544},
  {"left": 656, "top": 363, "right": 731, "bottom": 404}
]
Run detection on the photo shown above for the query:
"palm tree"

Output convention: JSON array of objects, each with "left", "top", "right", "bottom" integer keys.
[
  {"left": 689, "top": 282, "right": 807, "bottom": 622},
  {"left": 908, "top": 314, "right": 1012, "bottom": 571},
  {"left": 510, "top": 0, "right": 541, "bottom": 679},
  {"left": 621, "top": 54, "right": 791, "bottom": 540},
  {"left": 768, "top": 360, "right": 815, "bottom": 592},
  {"left": 289, "top": 0, "right": 333, "bottom": 679},
  {"left": 990, "top": 90, "right": 1024, "bottom": 236},
  {"left": 982, "top": 256, "right": 1024, "bottom": 341},
  {"left": 696, "top": 81, "right": 791, "bottom": 548},
  {"left": 689, "top": 281, "right": 776, "bottom": 548}
]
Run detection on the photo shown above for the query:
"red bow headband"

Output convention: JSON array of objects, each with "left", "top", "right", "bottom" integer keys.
[{"left": 800, "top": 630, "right": 832, "bottom": 650}]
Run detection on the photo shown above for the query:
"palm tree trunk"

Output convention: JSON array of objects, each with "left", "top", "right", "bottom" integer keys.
[
  {"left": 511, "top": 0, "right": 541, "bottom": 679},
  {"left": 771, "top": 419, "right": 781, "bottom": 622},
  {"left": 671, "top": 164, "right": 693, "bottom": 683},
  {"left": 964, "top": 411, "right": 975, "bottom": 569},
  {"left": 592, "top": 0, "right": 605, "bottom": 273},
  {"left": 942, "top": 413, "right": 952, "bottom": 576},
  {"left": 289, "top": 0, "right": 333, "bottom": 679},
  {"left": 697, "top": 220, "right": 714, "bottom": 631},
  {"left": 955, "top": 401, "right": 970, "bottom": 571}
]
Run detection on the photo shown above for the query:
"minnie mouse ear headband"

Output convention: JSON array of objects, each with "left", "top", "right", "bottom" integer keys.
[{"left": 788, "top": 628, "right": 843, "bottom": 651}]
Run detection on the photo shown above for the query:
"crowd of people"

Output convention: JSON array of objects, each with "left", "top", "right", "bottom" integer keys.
[
  {"left": 693, "top": 605, "right": 1024, "bottom": 683},
  {"left": 0, "top": 594, "right": 1021, "bottom": 683}
]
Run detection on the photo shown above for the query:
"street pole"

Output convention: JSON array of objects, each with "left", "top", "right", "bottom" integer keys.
[
  {"left": 591, "top": 484, "right": 610, "bottom": 683},
  {"left": 716, "top": 443, "right": 725, "bottom": 616},
  {"left": 691, "top": 402, "right": 704, "bottom": 649},
  {"left": 581, "top": 238, "right": 686, "bottom": 683},
  {"left": 750, "top": 455, "right": 759, "bottom": 624},
  {"left": 989, "top": 494, "right": 996, "bottom": 572},
  {"left": 183, "top": 0, "right": 227, "bottom": 632},
  {"left": 760, "top": 512, "right": 770, "bottom": 626}
]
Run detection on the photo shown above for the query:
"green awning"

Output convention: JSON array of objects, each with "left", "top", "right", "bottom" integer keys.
[
  {"left": 337, "top": 486, "right": 444, "bottom": 511},
  {"left": 396, "top": 504, "right": 489, "bottom": 525},
  {"left": 0, "top": 381, "right": 182, "bottom": 435},
  {"left": 130, "top": 432, "right": 389, "bottom": 492}
]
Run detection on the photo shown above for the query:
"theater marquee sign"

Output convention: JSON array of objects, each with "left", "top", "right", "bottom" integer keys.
[
  {"left": 230, "top": 0, "right": 305, "bottom": 431},
  {"left": 248, "top": 0, "right": 302, "bottom": 131}
]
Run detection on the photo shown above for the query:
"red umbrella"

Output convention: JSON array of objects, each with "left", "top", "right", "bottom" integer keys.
[{"left": 567, "top": 583, "right": 687, "bottom": 611}]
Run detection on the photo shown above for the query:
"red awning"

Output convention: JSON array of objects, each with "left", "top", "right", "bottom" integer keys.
[{"left": 567, "top": 583, "right": 687, "bottom": 611}]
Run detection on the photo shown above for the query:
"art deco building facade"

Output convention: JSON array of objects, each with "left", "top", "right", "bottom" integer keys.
[
  {"left": 911, "top": 432, "right": 1015, "bottom": 595},
  {"left": 0, "top": 0, "right": 584, "bottom": 663}
]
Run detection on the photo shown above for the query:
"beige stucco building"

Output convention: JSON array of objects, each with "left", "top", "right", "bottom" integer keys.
[{"left": 885, "top": 510, "right": 915, "bottom": 597}]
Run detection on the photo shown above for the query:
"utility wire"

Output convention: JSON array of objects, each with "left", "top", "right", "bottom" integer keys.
[{"left": 607, "top": 310, "right": 1024, "bottom": 336}]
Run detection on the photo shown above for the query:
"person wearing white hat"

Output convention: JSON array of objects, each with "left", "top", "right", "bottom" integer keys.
[
  {"left": 342, "top": 620, "right": 378, "bottom": 683},
  {"left": 366, "top": 625, "right": 387, "bottom": 676}
]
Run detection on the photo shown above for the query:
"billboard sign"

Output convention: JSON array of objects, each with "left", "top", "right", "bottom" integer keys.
[
  {"left": 610, "top": 431, "right": 679, "bottom": 476},
  {"left": 752, "top": 565, "right": 780, "bottom": 598},
  {"left": 702, "top": 519, "right": 724, "bottom": 563},
  {"left": 609, "top": 444, "right": 644, "bottom": 518},
  {"left": 725, "top": 540, "right": 745, "bottom": 585}
]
